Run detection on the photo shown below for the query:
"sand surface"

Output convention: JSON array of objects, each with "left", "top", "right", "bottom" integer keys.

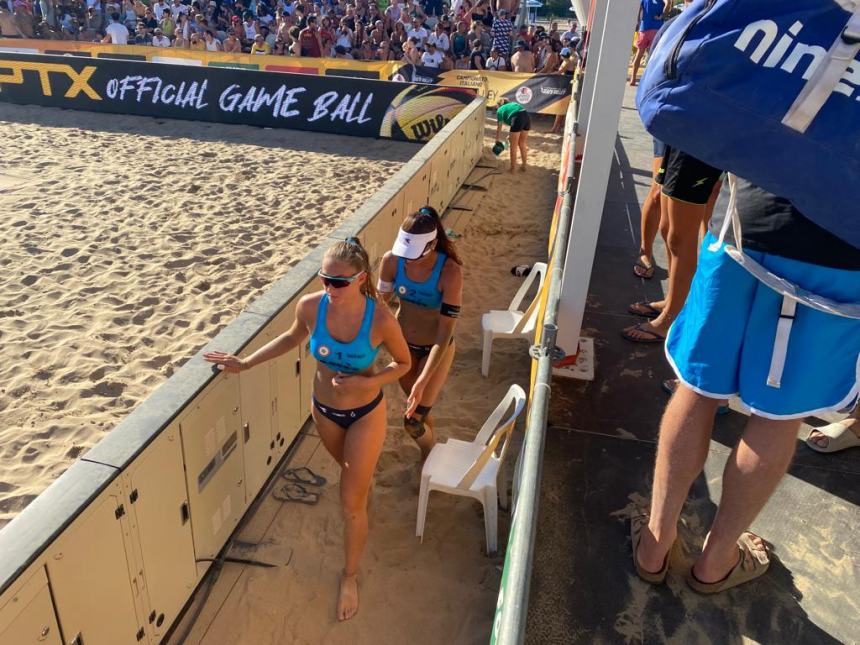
[
  {"left": 171, "top": 122, "right": 563, "bottom": 645},
  {"left": 0, "top": 104, "right": 415, "bottom": 528}
]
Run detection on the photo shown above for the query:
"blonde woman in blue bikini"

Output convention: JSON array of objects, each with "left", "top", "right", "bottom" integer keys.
[{"left": 204, "top": 238, "right": 410, "bottom": 622}]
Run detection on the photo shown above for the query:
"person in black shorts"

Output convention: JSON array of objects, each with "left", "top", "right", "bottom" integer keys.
[
  {"left": 495, "top": 98, "right": 531, "bottom": 173},
  {"left": 623, "top": 145, "right": 722, "bottom": 343}
]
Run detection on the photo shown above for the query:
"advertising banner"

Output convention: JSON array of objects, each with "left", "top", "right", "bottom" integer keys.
[
  {"left": 0, "top": 53, "right": 476, "bottom": 142},
  {"left": 393, "top": 64, "right": 572, "bottom": 115},
  {"left": 0, "top": 39, "right": 401, "bottom": 79}
]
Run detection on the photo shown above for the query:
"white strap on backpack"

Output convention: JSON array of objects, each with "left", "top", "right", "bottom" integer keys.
[
  {"left": 782, "top": 5, "right": 860, "bottom": 133},
  {"left": 709, "top": 175, "right": 860, "bottom": 388}
]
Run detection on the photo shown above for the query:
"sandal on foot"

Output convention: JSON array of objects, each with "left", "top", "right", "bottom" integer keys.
[
  {"left": 633, "top": 261, "right": 655, "bottom": 279},
  {"left": 628, "top": 301, "right": 662, "bottom": 318},
  {"left": 621, "top": 322, "right": 666, "bottom": 344},
  {"left": 282, "top": 466, "right": 327, "bottom": 487},
  {"left": 805, "top": 421, "right": 860, "bottom": 453},
  {"left": 272, "top": 482, "right": 320, "bottom": 505},
  {"left": 686, "top": 532, "right": 770, "bottom": 594},
  {"left": 631, "top": 514, "right": 671, "bottom": 584}
]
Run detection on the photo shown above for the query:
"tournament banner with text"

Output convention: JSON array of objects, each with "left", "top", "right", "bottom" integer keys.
[
  {"left": 0, "top": 39, "right": 401, "bottom": 79},
  {"left": 394, "top": 64, "right": 571, "bottom": 115},
  {"left": 0, "top": 53, "right": 476, "bottom": 142}
]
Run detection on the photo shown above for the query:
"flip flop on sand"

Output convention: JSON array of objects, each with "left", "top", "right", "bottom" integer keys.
[
  {"left": 628, "top": 301, "right": 662, "bottom": 319},
  {"left": 805, "top": 420, "right": 860, "bottom": 453},
  {"left": 282, "top": 466, "right": 327, "bottom": 487},
  {"left": 621, "top": 322, "right": 666, "bottom": 344},
  {"left": 687, "top": 532, "right": 770, "bottom": 594},
  {"left": 633, "top": 260, "right": 655, "bottom": 279},
  {"left": 630, "top": 514, "right": 673, "bottom": 585},
  {"left": 272, "top": 482, "right": 320, "bottom": 505}
]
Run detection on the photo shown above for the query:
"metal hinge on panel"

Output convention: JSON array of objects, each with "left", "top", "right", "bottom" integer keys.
[
  {"left": 130, "top": 489, "right": 139, "bottom": 504},
  {"left": 115, "top": 504, "right": 125, "bottom": 519}
]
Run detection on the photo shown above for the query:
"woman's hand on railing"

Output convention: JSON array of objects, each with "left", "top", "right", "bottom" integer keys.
[{"left": 202, "top": 351, "right": 247, "bottom": 373}]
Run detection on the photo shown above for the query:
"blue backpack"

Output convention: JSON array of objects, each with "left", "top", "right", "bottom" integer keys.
[{"left": 637, "top": 0, "right": 860, "bottom": 249}]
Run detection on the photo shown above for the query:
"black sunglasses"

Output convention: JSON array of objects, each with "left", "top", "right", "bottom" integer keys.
[{"left": 318, "top": 270, "right": 363, "bottom": 289}]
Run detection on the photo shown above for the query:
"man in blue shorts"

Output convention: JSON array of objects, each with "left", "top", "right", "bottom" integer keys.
[{"left": 632, "top": 178, "right": 860, "bottom": 592}]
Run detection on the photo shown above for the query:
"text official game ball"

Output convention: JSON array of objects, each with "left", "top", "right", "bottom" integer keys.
[{"left": 379, "top": 86, "right": 475, "bottom": 142}]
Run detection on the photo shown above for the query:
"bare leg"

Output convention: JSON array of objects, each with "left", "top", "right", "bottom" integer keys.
[
  {"left": 635, "top": 156, "right": 664, "bottom": 278},
  {"left": 637, "top": 385, "right": 721, "bottom": 572},
  {"left": 509, "top": 131, "right": 521, "bottom": 173},
  {"left": 398, "top": 343, "right": 456, "bottom": 460},
  {"left": 693, "top": 415, "right": 799, "bottom": 582},
  {"left": 518, "top": 130, "right": 529, "bottom": 171},
  {"left": 625, "top": 195, "right": 704, "bottom": 340},
  {"left": 335, "top": 401, "right": 387, "bottom": 621},
  {"left": 630, "top": 49, "right": 645, "bottom": 86}
]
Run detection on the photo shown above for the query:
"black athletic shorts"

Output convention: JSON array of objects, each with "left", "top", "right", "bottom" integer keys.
[
  {"left": 510, "top": 111, "right": 531, "bottom": 133},
  {"left": 655, "top": 145, "right": 723, "bottom": 205}
]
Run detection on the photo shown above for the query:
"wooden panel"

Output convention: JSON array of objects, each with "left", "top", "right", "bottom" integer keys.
[
  {"left": 178, "top": 375, "right": 245, "bottom": 563},
  {"left": 46, "top": 480, "right": 145, "bottom": 645},
  {"left": 124, "top": 427, "right": 197, "bottom": 643},
  {"left": 238, "top": 332, "right": 277, "bottom": 501},
  {"left": 0, "top": 568, "right": 61, "bottom": 645}
]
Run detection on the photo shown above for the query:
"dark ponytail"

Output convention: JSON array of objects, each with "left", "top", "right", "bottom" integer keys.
[{"left": 402, "top": 206, "right": 463, "bottom": 265}]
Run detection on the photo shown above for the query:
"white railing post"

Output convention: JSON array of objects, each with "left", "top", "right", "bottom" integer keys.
[{"left": 555, "top": 0, "right": 639, "bottom": 363}]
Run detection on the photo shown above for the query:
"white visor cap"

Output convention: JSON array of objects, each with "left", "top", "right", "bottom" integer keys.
[{"left": 391, "top": 228, "right": 437, "bottom": 260}]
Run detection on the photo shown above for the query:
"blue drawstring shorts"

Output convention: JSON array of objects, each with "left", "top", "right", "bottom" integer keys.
[{"left": 666, "top": 232, "right": 860, "bottom": 419}]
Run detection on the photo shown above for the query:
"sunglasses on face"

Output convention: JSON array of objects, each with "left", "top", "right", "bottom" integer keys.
[{"left": 318, "top": 270, "right": 363, "bottom": 289}]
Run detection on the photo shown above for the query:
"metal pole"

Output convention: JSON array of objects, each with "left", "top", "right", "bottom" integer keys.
[
  {"left": 555, "top": 0, "right": 638, "bottom": 359},
  {"left": 492, "top": 122, "right": 578, "bottom": 645}
]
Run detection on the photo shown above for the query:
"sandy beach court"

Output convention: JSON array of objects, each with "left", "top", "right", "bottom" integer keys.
[
  {"left": 171, "top": 123, "right": 563, "bottom": 645},
  {"left": 0, "top": 104, "right": 415, "bottom": 528}
]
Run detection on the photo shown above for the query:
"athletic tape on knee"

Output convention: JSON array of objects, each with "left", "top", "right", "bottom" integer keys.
[{"left": 404, "top": 415, "right": 426, "bottom": 439}]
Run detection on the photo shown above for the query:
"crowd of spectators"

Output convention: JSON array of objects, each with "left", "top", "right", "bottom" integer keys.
[{"left": 0, "top": 0, "right": 581, "bottom": 71}]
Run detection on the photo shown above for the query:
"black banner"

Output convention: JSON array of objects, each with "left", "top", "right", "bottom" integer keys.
[{"left": 0, "top": 53, "right": 476, "bottom": 142}]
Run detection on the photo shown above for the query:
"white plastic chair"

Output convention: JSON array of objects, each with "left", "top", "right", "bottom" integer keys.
[
  {"left": 416, "top": 384, "right": 527, "bottom": 555},
  {"left": 481, "top": 262, "right": 547, "bottom": 377}
]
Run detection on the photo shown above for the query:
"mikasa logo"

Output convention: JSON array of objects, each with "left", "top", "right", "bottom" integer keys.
[{"left": 734, "top": 19, "right": 860, "bottom": 99}]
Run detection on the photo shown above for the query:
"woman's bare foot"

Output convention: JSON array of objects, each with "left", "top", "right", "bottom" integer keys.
[
  {"left": 519, "top": 164, "right": 527, "bottom": 172},
  {"left": 337, "top": 573, "right": 359, "bottom": 621}
]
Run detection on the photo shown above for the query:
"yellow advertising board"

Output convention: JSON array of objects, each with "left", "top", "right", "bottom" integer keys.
[{"left": 0, "top": 39, "right": 400, "bottom": 79}]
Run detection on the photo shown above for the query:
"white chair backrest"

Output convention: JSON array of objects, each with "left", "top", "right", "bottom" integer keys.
[
  {"left": 510, "top": 262, "right": 547, "bottom": 334},
  {"left": 459, "top": 384, "right": 527, "bottom": 488}
]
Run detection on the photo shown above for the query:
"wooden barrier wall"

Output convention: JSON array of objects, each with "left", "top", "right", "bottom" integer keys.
[{"left": 0, "top": 98, "right": 486, "bottom": 645}]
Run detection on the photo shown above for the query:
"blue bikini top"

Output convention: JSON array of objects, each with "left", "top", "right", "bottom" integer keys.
[
  {"left": 310, "top": 295, "right": 380, "bottom": 374},
  {"left": 393, "top": 253, "right": 447, "bottom": 309}
]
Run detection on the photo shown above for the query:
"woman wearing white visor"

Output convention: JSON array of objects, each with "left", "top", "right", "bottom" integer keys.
[{"left": 378, "top": 207, "right": 464, "bottom": 460}]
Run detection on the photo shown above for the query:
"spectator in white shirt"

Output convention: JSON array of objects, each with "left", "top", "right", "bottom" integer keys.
[
  {"left": 421, "top": 40, "right": 443, "bottom": 67},
  {"left": 427, "top": 21, "right": 449, "bottom": 52},
  {"left": 102, "top": 12, "right": 129, "bottom": 43},
  {"left": 171, "top": 0, "right": 187, "bottom": 18},
  {"left": 485, "top": 46, "right": 505, "bottom": 70},
  {"left": 407, "top": 16, "right": 428, "bottom": 48},
  {"left": 151, "top": 0, "right": 167, "bottom": 21},
  {"left": 152, "top": 27, "right": 171, "bottom": 46}
]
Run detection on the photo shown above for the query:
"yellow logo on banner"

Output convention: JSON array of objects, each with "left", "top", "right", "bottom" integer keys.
[{"left": 0, "top": 60, "right": 101, "bottom": 100}]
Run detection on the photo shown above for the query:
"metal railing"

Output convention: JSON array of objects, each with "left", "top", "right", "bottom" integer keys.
[{"left": 490, "top": 99, "right": 578, "bottom": 644}]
